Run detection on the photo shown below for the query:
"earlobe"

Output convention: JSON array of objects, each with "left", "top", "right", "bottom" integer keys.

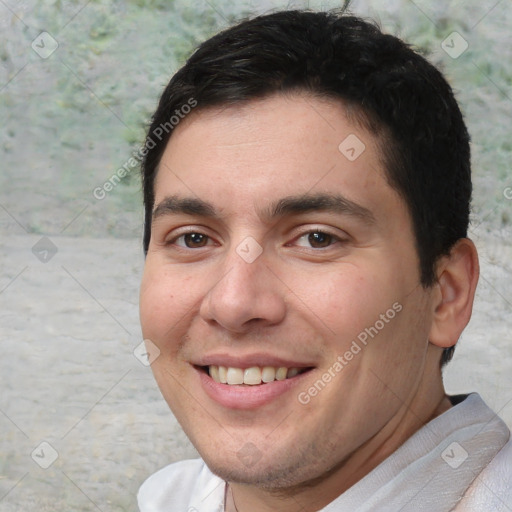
[{"left": 428, "top": 238, "right": 479, "bottom": 349}]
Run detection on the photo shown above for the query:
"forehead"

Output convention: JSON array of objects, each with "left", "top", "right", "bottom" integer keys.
[{"left": 153, "top": 93, "right": 407, "bottom": 226}]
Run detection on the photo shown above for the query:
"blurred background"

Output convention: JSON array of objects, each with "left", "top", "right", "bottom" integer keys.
[{"left": 0, "top": 0, "right": 511, "bottom": 510}]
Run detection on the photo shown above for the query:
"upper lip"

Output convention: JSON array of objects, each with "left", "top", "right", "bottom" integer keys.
[{"left": 193, "top": 353, "right": 315, "bottom": 369}]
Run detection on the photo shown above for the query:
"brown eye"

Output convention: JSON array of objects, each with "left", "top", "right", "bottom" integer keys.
[
  {"left": 307, "top": 231, "right": 333, "bottom": 248},
  {"left": 183, "top": 233, "right": 209, "bottom": 248}
]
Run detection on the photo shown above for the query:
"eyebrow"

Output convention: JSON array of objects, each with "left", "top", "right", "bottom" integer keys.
[
  {"left": 266, "top": 193, "right": 376, "bottom": 224},
  {"left": 152, "top": 193, "right": 376, "bottom": 225},
  {"left": 152, "top": 195, "right": 216, "bottom": 220}
]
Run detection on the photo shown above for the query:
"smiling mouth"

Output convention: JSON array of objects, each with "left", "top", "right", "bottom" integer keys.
[{"left": 199, "top": 365, "right": 313, "bottom": 386}]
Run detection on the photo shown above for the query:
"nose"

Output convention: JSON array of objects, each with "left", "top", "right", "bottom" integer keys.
[{"left": 199, "top": 250, "right": 287, "bottom": 333}]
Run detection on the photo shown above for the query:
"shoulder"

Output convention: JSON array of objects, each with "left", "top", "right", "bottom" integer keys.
[
  {"left": 137, "top": 459, "right": 225, "bottom": 512},
  {"left": 455, "top": 438, "right": 512, "bottom": 511}
]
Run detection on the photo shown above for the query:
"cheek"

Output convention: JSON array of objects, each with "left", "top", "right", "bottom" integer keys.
[
  {"left": 290, "top": 264, "right": 394, "bottom": 340},
  {"left": 139, "top": 261, "right": 197, "bottom": 344}
]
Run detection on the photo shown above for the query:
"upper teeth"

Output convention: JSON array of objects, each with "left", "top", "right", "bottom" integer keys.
[{"left": 209, "top": 365, "right": 302, "bottom": 385}]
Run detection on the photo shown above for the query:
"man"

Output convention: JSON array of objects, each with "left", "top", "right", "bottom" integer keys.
[{"left": 137, "top": 9, "right": 511, "bottom": 512}]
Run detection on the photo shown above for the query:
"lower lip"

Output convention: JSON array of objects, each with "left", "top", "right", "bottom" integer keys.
[{"left": 197, "top": 368, "right": 311, "bottom": 410}]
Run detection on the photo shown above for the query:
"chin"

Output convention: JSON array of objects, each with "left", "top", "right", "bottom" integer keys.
[
  {"left": 201, "top": 450, "right": 318, "bottom": 490},
  {"left": 209, "top": 464, "right": 299, "bottom": 489}
]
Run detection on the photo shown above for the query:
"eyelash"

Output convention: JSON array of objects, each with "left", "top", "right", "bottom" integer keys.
[
  {"left": 292, "top": 229, "right": 345, "bottom": 249},
  {"left": 166, "top": 228, "right": 345, "bottom": 250},
  {"left": 166, "top": 229, "right": 216, "bottom": 249}
]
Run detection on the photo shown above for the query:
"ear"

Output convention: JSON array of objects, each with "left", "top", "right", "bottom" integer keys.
[{"left": 428, "top": 238, "right": 479, "bottom": 349}]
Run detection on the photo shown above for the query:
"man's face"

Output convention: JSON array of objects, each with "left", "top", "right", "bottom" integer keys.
[{"left": 140, "top": 94, "right": 437, "bottom": 487}]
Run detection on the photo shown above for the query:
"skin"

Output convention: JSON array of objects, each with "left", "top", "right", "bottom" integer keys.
[{"left": 139, "top": 93, "right": 479, "bottom": 512}]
